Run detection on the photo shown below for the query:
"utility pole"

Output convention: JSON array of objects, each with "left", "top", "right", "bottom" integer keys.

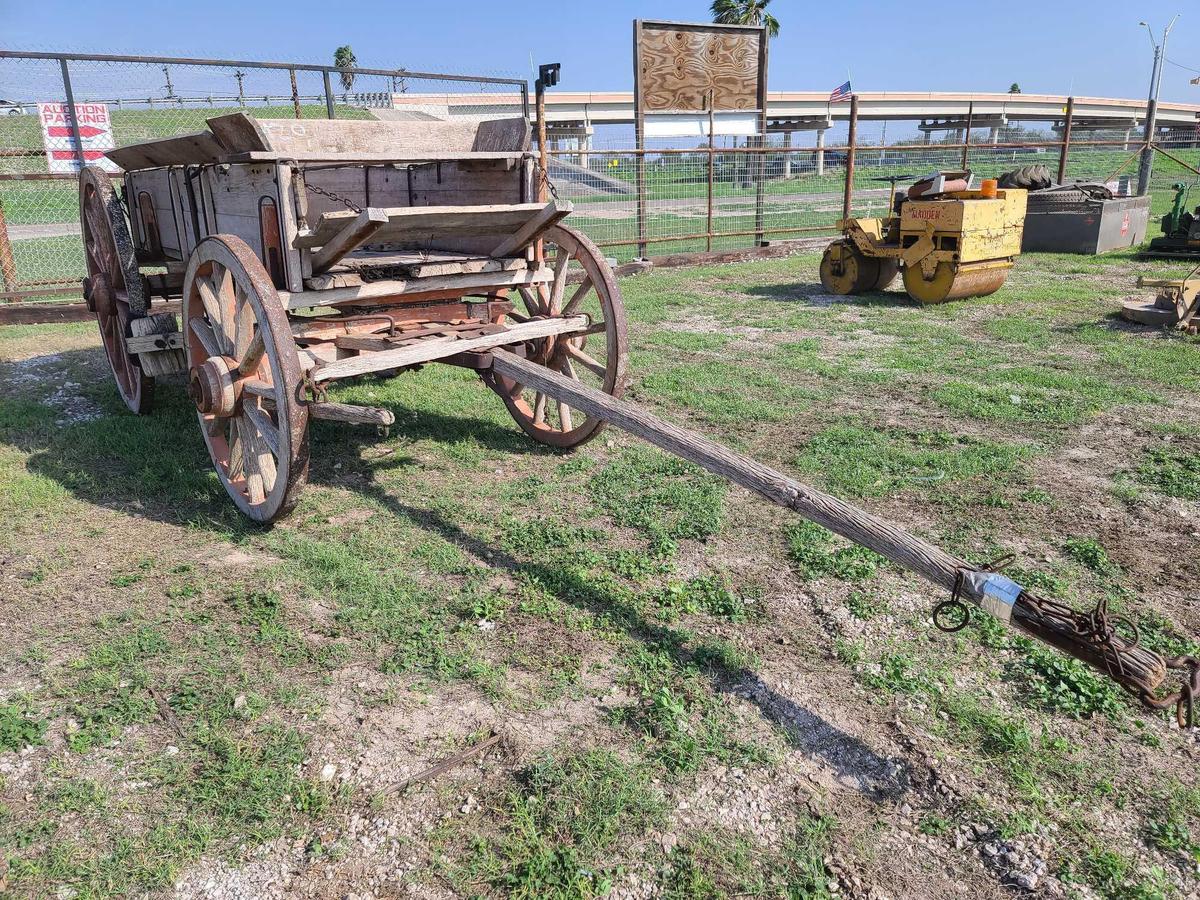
[
  {"left": 1137, "top": 15, "right": 1179, "bottom": 196},
  {"left": 234, "top": 70, "right": 246, "bottom": 105},
  {"left": 162, "top": 65, "right": 176, "bottom": 102}
]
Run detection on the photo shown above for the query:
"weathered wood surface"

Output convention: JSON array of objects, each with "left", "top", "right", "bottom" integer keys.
[
  {"left": 296, "top": 203, "right": 549, "bottom": 250},
  {"left": 310, "top": 208, "right": 389, "bottom": 274},
  {"left": 287, "top": 266, "right": 550, "bottom": 309},
  {"left": 228, "top": 150, "right": 527, "bottom": 165},
  {"left": 637, "top": 21, "right": 765, "bottom": 112},
  {"left": 208, "top": 112, "right": 530, "bottom": 157},
  {"left": 308, "top": 401, "right": 395, "bottom": 427},
  {"left": 128, "top": 312, "right": 187, "bottom": 375},
  {"left": 340, "top": 251, "right": 527, "bottom": 278},
  {"left": 490, "top": 349, "right": 1168, "bottom": 693},
  {"left": 106, "top": 131, "right": 226, "bottom": 170},
  {"left": 312, "top": 315, "right": 588, "bottom": 383},
  {"left": 489, "top": 200, "right": 574, "bottom": 258}
]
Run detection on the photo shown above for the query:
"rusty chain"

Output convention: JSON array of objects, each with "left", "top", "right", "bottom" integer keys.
[
  {"left": 304, "top": 178, "right": 363, "bottom": 214},
  {"left": 934, "top": 555, "right": 1200, "bottom": 728}
]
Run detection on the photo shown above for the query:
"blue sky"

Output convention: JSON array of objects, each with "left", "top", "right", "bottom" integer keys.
[{"left": 3, "top": 0, "right": 1198, "bottom": 103}]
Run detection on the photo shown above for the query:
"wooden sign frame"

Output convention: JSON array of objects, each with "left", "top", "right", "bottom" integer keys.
[{"left": 632, "top": 19, "right": 770, "bottom": 256}]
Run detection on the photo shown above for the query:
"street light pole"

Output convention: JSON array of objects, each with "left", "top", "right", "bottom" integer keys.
[{"left": 1137, "top": 15, "right": 1179, "bottom": 196}]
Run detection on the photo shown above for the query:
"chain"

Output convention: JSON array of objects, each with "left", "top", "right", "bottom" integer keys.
[
  {"left": 301, "top": 369, "right": 328, "bottom": 404},
  {"left": 932, "top": 553, "right": 1016, "bottom": 634},
  {"left": 305, "top": 179, "right": 363, "bottom": 214},
  {"left": 538, "top": 162, "right": 559, "bottom": 202}
]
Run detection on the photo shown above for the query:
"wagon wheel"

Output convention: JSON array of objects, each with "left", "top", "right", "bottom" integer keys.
[
  {"left": 79, "top": 166, "right": 152, "bottom": 414},
  {"left": 182, "top": 235, "right": 309, "bottom": 524},
  {"left": 495, "top": 224, "right": 628, "bottom": 448}
]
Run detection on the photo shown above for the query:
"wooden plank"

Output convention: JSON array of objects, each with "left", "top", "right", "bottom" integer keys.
[
  {"left": 106, "top": 131, "right": 226, "bottom": 170},
  {"left": 489, "top": 199, "right": 574, "bottom": 258},
  {"left": 284, "top": 266, "right": 550, "bottom": 310},
  {"left": 489, "top": 349, "right": 1169, "bottom": 696},
  {"left": 311, "top": 207, "right": 389, "bottom": 274},
  {"left": 295, "top": 203, "right": 549, "bottom": 250},
  {"left": 309, "top": 402, "right": 396, "bottom": 427},
  {"left": 227, "top": 150, "right": 528, "bottom": 164},
  {"left": 340, "top": 250, "right": 527, "bottom": 278},
  {"left": 312, "top": 314, "right": 588, "bottom": 382},
  {"left": 206, "top": 112, "right": 272, "bottom": 153},
  {"left": 126, "top": 331, "right": 184, "bottom": 353},
  {"left": 472, "top": 119, "right": 532, "bottom": 152}
]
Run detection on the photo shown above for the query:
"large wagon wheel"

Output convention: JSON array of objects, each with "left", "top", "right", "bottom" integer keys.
[
  {"left": 182, "top": 235, "right": 309, "bottom": 524},
  {"left": 79, "top": 166, "right": 152, "bottom": 414},
  {"left": 495, "top": 224, "right": 628, "bottom": 448}
]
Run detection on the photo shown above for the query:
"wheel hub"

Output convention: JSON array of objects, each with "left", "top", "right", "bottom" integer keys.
[{"left": 189, "top": 356, "right": 240, "bottom": 417}]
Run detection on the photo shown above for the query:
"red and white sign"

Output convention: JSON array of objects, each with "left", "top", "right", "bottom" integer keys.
[{"left": 38, "top": 102, "right": 118, "bottom": 174}]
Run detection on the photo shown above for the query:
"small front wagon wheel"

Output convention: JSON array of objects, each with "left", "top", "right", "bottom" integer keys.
[
  {"left": 80, "top": 166, "right": 152, "bottom": 414},
  {"left": 495, "top": 224, "right": 628, "bottom": 448},
  {"left": 183, "top": 235, "right": 309, "bottom": 524}
]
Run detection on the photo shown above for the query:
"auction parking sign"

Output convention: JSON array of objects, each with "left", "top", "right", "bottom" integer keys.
[{"left": 38, "top": 102, "right": 119, "bottom": 174}]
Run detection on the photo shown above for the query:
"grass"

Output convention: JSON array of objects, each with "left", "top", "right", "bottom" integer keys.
[{"left": 2, "top": 248, "right": 1200, "bottom": 897}]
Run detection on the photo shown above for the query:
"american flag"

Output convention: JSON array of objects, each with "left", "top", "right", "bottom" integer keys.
[{"left": 829, "top": 81, "right": 852, "bottom": 102}]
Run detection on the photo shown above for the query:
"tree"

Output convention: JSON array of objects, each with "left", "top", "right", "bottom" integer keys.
[
  {"left": 710, "top": 0, "right": 780, "bottom": 37},
  {"left": 1009, "top": 83, "right": 1022, "bottom": 93},
  {"left": 334, "top": 45, "right": 357, "bottom": 93}
]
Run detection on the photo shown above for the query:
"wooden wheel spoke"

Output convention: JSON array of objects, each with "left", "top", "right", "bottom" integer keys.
[
  {"left": 240, "top": 417, "right": 275, "bottom": 502},
  {"left": 564, "top": 342, "right": 606, "bottom": 379},
  {"left": 549, "top": 250, "right": 571, "bottom": 313},
  {"left": 562, "top": 276, "right": 593, "bottom": 317},
  {"left": 227, "top": 418, "right": 245, "bottom": 480},
  {"left": 196, "top": 276, "right": 233, "bottom": 355},
  {"left": 517, "top": 286, "right": 543, "bottom": 317},
  {"left": 557, "top": 397, "right": 575, "bottom": 432},
  {"left": 533, "top": 392, "right": 547, "bottom": 426},
  {"left": 242, "top": 379, "right": 275, "bottom": 398},
  {"left": 237, "top": 329, "right": 266, "bottom": 376},
  {"left": 242, "top": 400, "right": 281, "bottom": 458},
  {"left": 190, "top": 317, "right": 223, "bottom": 360}
]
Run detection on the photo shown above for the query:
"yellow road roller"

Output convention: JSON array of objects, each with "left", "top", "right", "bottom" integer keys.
[{"left": 820, "top": 173, "right": 1027, "bottom": 303}]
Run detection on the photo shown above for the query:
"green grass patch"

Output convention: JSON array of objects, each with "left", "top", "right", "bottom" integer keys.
[
  {"left": 794, "top": 424, "right": 1027, "bottom": 498},
  {"left": 785, "top": 519, "right": 885, "bottom": 582}
]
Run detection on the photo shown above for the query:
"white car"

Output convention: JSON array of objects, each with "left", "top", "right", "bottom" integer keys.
[{"left": 0, "top": 101, "right": 26, "bottom": 116}]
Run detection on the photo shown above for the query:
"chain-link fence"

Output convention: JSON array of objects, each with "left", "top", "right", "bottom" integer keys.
[
  {"left": 0, "top": 51, "right": 527, "bottom": 302},
  {"left": 548, "top": 102, "right": 1200, "bottom": 262},
  {"left": 3, "top": 51, "right": 1199, "bottom": 299}
]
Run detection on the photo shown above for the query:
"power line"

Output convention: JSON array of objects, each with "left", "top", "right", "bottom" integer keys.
[{"left": 1164, "top": 56, "right": 1200, "bottom": 75}]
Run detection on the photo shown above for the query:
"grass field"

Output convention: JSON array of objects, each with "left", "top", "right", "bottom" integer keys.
[{"left": 1, "top": 249, "right": 1199, "bottom": 898}]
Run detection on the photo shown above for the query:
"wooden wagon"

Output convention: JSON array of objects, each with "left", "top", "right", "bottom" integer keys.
[
  {"left": 80, "top": 112, "right": 625, "bottom": 522},
  {"left": 78, "top": 112, "right": 1199, "bottom": 721}
]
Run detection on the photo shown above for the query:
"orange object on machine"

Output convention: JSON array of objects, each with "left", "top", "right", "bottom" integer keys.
[
  {"left": 908, "top": 172, "right": 971, "bottom": 199},
  {"left": 981, "top": 178, "right": 998, "bottom": 198}
]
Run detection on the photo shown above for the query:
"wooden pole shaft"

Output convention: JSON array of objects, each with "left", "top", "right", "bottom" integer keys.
[
  {"left": 842, "top": 95, "right": 859, "bottom": 222},
  {"left": 1058, "top": 96, "right": 1075, "bottom": 185},
  {"left": 490, "top": 350, "right": 1168, "bottom": 694}
]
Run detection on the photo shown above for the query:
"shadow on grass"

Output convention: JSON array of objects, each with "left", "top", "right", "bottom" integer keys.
[
  {"left": 349, "top": 467, "right": 912, "bottom": 801},
  {"left": 5, "top": 346, "right": 910, "bottom": 800}
]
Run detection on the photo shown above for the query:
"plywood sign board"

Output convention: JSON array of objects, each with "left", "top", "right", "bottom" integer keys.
[{"left": 634, "top": 20, "right": 767, "bottom": 115}]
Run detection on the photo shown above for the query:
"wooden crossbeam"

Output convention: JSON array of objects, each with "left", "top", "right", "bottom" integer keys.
[
  {"left": 280, "top": 266, "right": 551, "bottom": 310},
  {"left": 295, "top": 203, "right": 549, "bottom": 250},
  {"left": 310, "top": 207, "right": 389, "bottom": 275},
  {"left": 311, "top": 315, "right": 588, "bottom": 383},
  {"left": 489, "top": 199, "right": 574, "bottom": 258}
]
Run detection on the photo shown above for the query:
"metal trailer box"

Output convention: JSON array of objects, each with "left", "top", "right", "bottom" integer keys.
[{"left": 1020, "top": 193, "right": 1150, "bottom": 254}]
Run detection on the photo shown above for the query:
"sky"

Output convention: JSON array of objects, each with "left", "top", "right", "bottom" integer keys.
[{"left": 2, "top": 0, "right": 1199, "bottom": 104}]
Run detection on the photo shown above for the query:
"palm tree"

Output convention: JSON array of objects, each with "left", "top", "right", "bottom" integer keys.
[
  {"left": 710, "top": 0, "right": 780, "bottom": 37},
  {"left": 333, "top": 45, "right": 357, "bottom": 93},
  {"left": 1009, "top": 83, "right": 1022, "bottom": 94}
]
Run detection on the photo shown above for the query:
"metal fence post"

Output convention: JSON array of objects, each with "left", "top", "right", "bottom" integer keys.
[
  {"left": 961, "top": 101, "right": 973, "bottom": 171},
  {"left": 0, "top": 200, "right": 18, "bottom": 294},
  {"left": 1057, "top": 96, "right": 1075, "bottom": 185},
  {"left": 59, "top": 57, "right": 86, "bottom": 170},
  {"left": 706, "top": 95, "right": 715, "bottom": 252},
  {"left": 842, "top": 95, "right": 859, "bottom": 222},
  {"left": 323, "top": 70, "right": 336, "bottom": 119}
]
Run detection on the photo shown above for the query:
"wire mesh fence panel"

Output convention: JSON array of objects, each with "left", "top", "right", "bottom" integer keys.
[{"left": 0, "top": 52, "right": 527, "bottom": 302}]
